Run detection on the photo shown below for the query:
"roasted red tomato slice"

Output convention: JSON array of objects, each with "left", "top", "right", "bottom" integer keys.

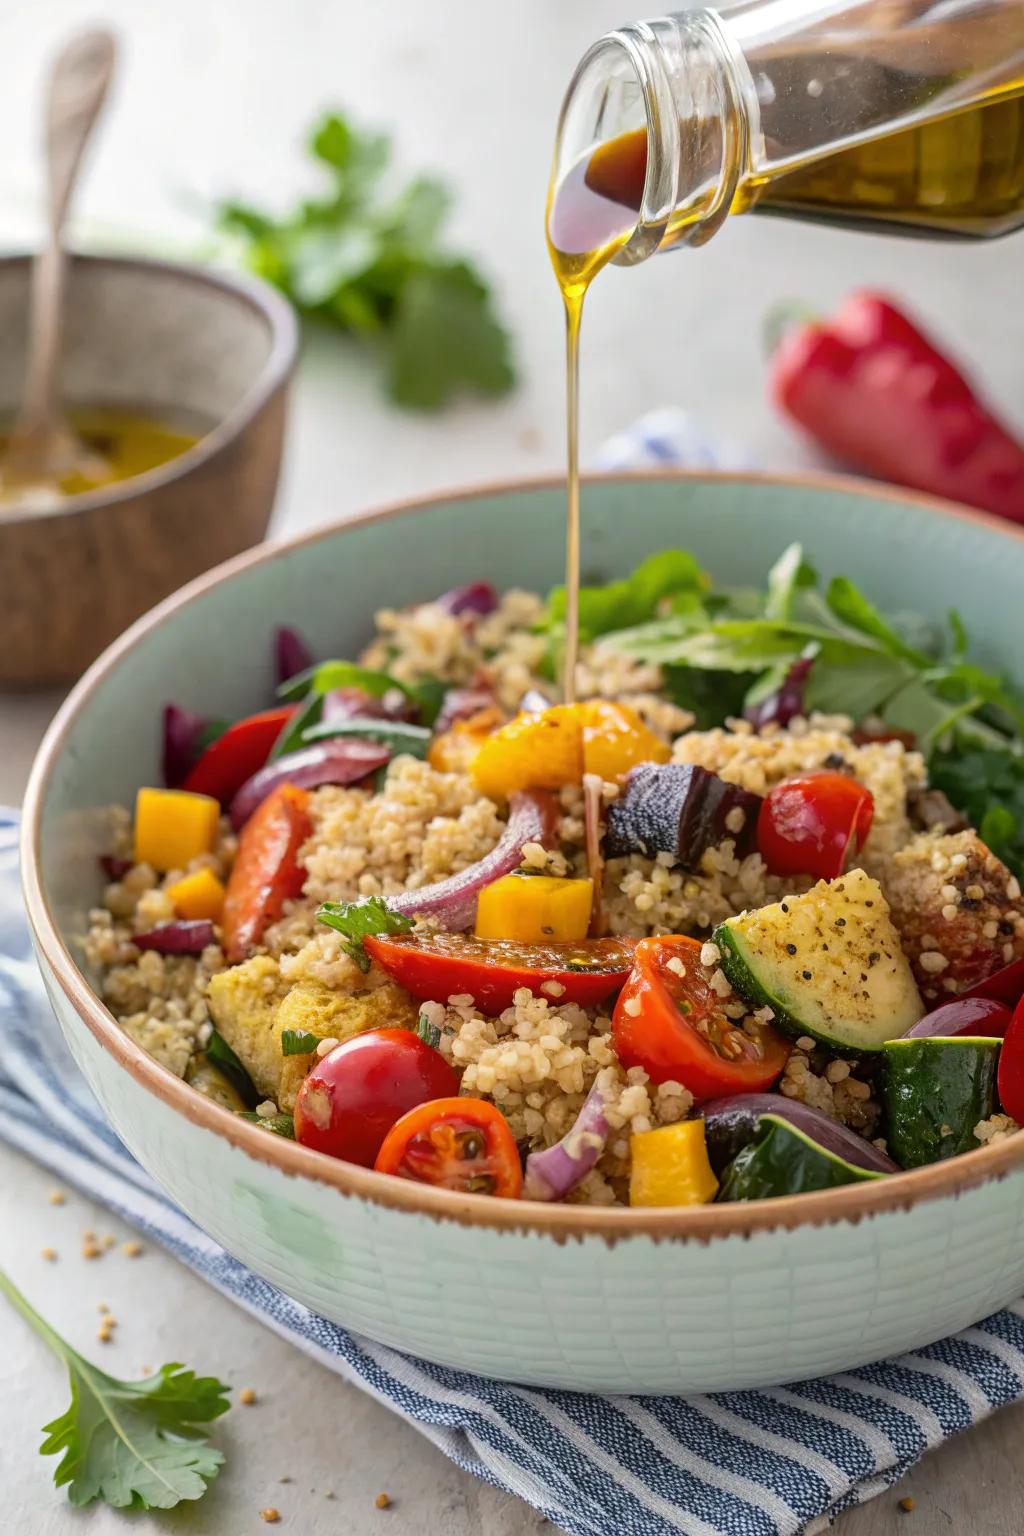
[
  {"left": 374, "top": 1097, "right": 523, "bottom": 1197},
  {"left": 997, "top": 996, "right": 1024, "bottom": 1125},
  {"left": 182, "top": 705, "right": 296, "bottom": 804},
  {"left": 363, "top": 931, "right": 636, "bottom": 1016},
  {"left": 758, "top": 771, "right": 874, "bottom": 881},
  {"left": 612, "top": 935, "right": 791, "bottom": 1102}
]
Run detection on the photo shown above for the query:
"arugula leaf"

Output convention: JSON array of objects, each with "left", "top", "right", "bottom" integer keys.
[
  {"left": 765, "top": 543, "right": 815, "bottom": 622},
  {"left": 0, "top": 1267, "right": 229, "bottom": 1510},
  {"left": 930, "top": 744, "right": 1024, "bottom": 879},
  {"left": 545, "top": 549, "right": 706, "bottom": 644},
  {"left": 215, "top": 111, "right": 515, "bottom": 411},
  {"left": 205, "top": 1029, "right": 258, "bottom": 1109},
  {"left": 238, "top": 1111, "right": 296, "bottom": 1138},
  {"left": 280, "top": 1029, "right": 321, "bottom": 1056},
  {"left": 826, "top": 577, "right": 929, "bottom": 665},
  {"left": 317, "top": 895, "right": 413, "bottom": 972},
  {"left": 270, "top": 690, "right": 324, "bottom": 760},
  {"left": 278, "top": 660, "right": 415, "bottom": 704}
]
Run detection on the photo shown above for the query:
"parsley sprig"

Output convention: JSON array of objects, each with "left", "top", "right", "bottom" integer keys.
[
  {"left": 0, "top": 1267, "right": 229, "bottom": 1510},
  {"left": 317, "top": 895, "right": 413, "bottom": 971},
  {"left": 215, "top": 111, "right": 516, "bottom": 410}
]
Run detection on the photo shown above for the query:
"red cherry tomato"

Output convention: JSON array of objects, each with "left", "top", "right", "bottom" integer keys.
[
  {"left": 294, "top": 1029, "right": 459, "bottom": 1167},
  {"left": 611, "top": 935, "right": 791, "bottom": 1103},
  {"left": 374, "top": 1097, "right": 523, "bottom": 1198},
  {"left": 363, "top": 932, "right": 636, "bottom": 1017},
  {"left": 758, "top": 771, "right": 874, "bottom": 880},
  {"left": 182, "top": 705, "right": 296, "bottom": 804},
  {"left": 997, "top": 997, "right": 1024, "bottom": 1124}
]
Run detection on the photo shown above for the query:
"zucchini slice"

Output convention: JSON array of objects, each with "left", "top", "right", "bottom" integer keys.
[
  {"left": 881, "top": 1035, "right": 1000, "bottom": 1168},
  {"left": 717, "top": 1115, "right": 886, "bottom": 1201},
  {"left": 713, "top": 868, "right": 923, "bottom": 1052}
]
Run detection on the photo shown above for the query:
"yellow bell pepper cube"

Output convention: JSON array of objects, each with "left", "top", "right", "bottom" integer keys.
[
  {"left": 629, "top": 1120, "right": 719, "bottom": 1207},
  {"left": 133, "top": 787, "right": 220, "bottom": 873},
  {"left": 165, "top": 866, "right": 226, "bottom": 922},
  {"left": 471, "top": 705, "right": 584, "bottom": 799},
  {"left": 475, "top": 873, "right": 594, "bottom": 944},
  {"left": 581, "top": 700, "right": 670, "bottom": 785}
]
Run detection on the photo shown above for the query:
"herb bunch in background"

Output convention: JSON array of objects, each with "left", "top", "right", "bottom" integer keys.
[{"left": 215, "top": 111, "right": 516, "bottom": 411}]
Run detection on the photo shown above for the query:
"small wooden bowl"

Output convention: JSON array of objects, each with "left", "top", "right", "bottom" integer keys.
[{"left": 0, "top": 253, "right": 298, "bottom": 686}]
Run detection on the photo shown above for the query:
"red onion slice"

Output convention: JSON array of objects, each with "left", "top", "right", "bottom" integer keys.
[
  {"left": 435, "top": 581, "right": 498, "bottom": 618},
  {"left": 322, "top": 687, "right": 418, "bottom": 725},
  {"left": 702, "top": 1093, "right": 898, "bottom": 1175},
  {"left": 434, "top": 687, "right": 497, "bottom": 734},
  {"left": 275, "top": 625, "right": 315, "bottom": 689},
  {"left": 229, "top": 740, "right": 390, "bottom": 830},
  {"left": 135, "top": 920, "right": 216, "bottom": 954},
  {"left": 99, "top": 854, "right": 132, "bottom": 882},
  {"left": 906, "top": 996, "right": 1013, "bottom": 1039},
  {"left": 524, "top": 1083, "right": 610, "bottom": 1201},
  {"left": 163, "top": 704, "right": 216, "bottom": 789},
  {"left": 743, "top": 657, "right": 813, "bottom": 730},
  {"left": 387, "top": 790, "right": 559, "bottom": 931},
  {"left": 519, "top": 688, "right": 553, "bottom": 715},
  {"left": 964, "top": 957, "right": 1024, "bottom": 1008}
]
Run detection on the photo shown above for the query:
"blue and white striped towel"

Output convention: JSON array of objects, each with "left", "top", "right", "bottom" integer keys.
[{"left": 3, "top": 417, "right": 1024, "bottom": 1535}]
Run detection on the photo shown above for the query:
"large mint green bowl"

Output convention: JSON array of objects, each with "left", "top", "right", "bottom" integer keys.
[{"left": 22, "top": 472, "right": 1024, "bottom": 1394}]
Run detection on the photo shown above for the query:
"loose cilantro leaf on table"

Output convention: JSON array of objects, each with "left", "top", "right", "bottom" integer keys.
[
  {"left": 317, "top": 895, "right": 413, "bottom": 971},
  {"left": 0, "top": 1267, "right": 229, "bottom": 1510},
  {"left": 214, "top": 111, "right": 515, "bottom": 410}
]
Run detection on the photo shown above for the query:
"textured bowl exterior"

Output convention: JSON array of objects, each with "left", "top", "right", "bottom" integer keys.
[{"left": 25, "top": 473, "right": 1024, "bottom": 1393}]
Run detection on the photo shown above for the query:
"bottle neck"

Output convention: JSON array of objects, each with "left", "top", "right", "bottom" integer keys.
[{"left": 551, "top": 10, "right": 755, "bottom": 263}]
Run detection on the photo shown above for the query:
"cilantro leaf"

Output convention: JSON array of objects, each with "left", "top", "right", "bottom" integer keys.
[
  {"left": 317, "top": 895, "right": 413, "bottom": 971},
  {"left": 0, "top": 1267, "right": 229, "bottom": 1511},
  {"left": 281, "top": 1029, "right": 321, "bottom": 1056},
  {"left": 416, "top": 1015, "right": 442, "bottom": 1049},
  {"left": 930, "top": 744, "right": 1024, "bottom": 879},
  {"left": 214, "top": 111, "right": 515, "bottom": 410},
  {"left": 546, "top": 549, "right": 706, "bottom": 644}
]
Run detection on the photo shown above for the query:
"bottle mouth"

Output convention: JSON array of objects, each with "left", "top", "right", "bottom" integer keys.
[{"left": 547, "top": 13, "right": 749, "bottom": 267}]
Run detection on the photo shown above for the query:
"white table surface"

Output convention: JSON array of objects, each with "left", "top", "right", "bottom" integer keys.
[{"left": 2, "top": 2, "right": 1023, "bottom": 1531}]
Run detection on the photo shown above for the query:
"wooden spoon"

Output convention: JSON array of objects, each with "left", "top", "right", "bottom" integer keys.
[{"left": 0, "top": 29, "right": 116, "bottom": 507}]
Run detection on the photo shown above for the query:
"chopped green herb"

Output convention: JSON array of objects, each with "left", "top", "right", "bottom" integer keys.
[
  {"left": 0, "top": 1266, "right": 229, "bottom": 1511},
  {"left": 277, "top": 659, "right": 417, "bottom": 705},
  {"left": 280, "top": 1029, "right": 321, "bottom": 1057},
  {"left": 238, "top": 1111, "right": 296, "bottom": 1139},
  {"left": 214, "top": 111, "right": 515, "bottom": 411},
  {"left": 317, "top": 895, "right": 413, "bottom": 972},
  {"left": 416, "top": 1015, "right": 442, "bottom": 1049},
  {"left": 205, "top": 1029, "right": 258, "bottom": 1109}
]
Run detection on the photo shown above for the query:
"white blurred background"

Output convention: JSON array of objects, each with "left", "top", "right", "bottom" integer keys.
[{"left": 0, "top": 0, "right": 1020, "bottom": 542}]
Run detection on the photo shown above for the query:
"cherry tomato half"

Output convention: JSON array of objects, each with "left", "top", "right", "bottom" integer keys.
[
  {"left": 222, "top": 782, "right": 311, "bottom": 963},
  {"left": 364, "top": 931, "right": 636, "bottom": 1017},
  {"left": 182, "top": 705, "right": 296, "bottom": 804},
  {"left": 758, "top": 771, "right": 874, "bottom": 881},
  {"left": 374, "top": 1097, "right": 523, "bottom": 1198},
  {"left": 612, "top": 935, "right": 791, "bottom": 1102},
  {"left": 294, "top": 1028, "right": 460, "bottom": 1167},
  {"left": 997, "top": 996, "right": 1024, "bottom": 1125}
]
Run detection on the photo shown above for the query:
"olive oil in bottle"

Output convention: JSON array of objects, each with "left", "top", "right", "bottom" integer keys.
[{"left": 546, "top": 0, "right": 1024, "bottom": 699}]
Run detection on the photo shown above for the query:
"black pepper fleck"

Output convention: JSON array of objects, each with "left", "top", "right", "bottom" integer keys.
[{"left": 786, "top": 944, "right": 797, "bottom": 955}]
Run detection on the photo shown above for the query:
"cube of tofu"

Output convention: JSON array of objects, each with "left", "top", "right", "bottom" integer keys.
[
  {"left": 207, "top": 955, "right": 289, "bottom": 1102},
  {"left": 885, "top": 830, "right": 1024, "bottom": 1004},
  {"left": 275, "top": 979, "right": 420, "bottom": 1109}
]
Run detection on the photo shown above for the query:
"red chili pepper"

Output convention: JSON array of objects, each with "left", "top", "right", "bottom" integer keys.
[
  {"left": 181, "top": 705, "right": 295, "bottom": 804},
  {"left": 769, "top": 292, "right": 1024, "bottom": 522}
]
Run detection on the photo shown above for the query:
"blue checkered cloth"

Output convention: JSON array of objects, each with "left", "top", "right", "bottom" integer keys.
[{"left": 2, "top": 421, "right": 1023, "bottom": 1534}]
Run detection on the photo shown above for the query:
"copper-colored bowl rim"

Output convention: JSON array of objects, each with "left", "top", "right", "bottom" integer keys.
[
  {"left": 21, "top": 468, "right": 1024, "bottom": 1244},
  {"left": 0, "top": 252, "right": 299, "bottom": 522}
]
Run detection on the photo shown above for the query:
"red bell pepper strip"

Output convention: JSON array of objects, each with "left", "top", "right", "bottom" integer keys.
[
  {"left": 769, "top": 292, "right": 1024, "bottom": 522},
  {"left": 964, "top": 956, "right": 1024, "bottom": 1008},
  {"left": 181, "top": 705, "right": 295, "bottom": 805},
  {"left": 997, "top": 995, "right": 1024, "bottom": 1125},
  {"left": 221, "top": 782, "right": 311, "bottom": 962}
]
